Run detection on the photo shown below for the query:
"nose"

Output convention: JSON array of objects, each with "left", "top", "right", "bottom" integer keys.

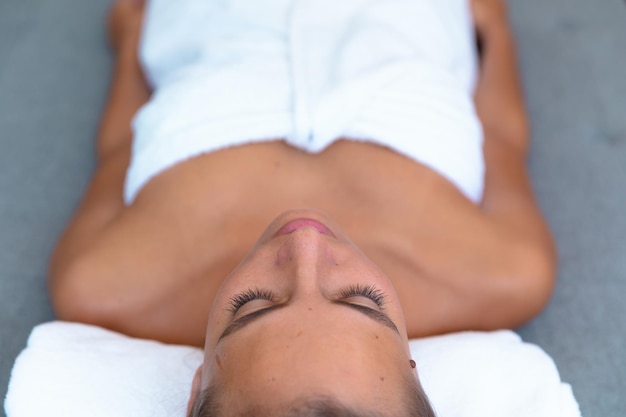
[{"left": 276, "top": 227, "right": 338, "bottom": 288}]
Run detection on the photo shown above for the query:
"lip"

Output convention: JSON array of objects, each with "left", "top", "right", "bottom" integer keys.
[{"left": 273, "top": 218, "right": 337, "bottom": 238}]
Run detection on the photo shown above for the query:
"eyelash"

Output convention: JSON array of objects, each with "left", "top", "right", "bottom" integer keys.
[
  {"left": 228, "top": 288, "right": 275, "bottom": 314},
  {"left": 227, "top": 284, "right": 387, "bottom": 314},
  {"left": 340, "top": 284, "right": 387, "bottom": 308}
]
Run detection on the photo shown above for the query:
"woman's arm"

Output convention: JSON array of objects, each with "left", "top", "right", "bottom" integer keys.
[
  {"left": 469, "top": 0, "right": 556, "bottom": 324},
  {"left": 473, "top": 0, "right": 554, "bottom": 251},
  {"left": 50, "top": 1, "right": 221, "bottom": 347},
  {"left": 472, "top": 0, "right": 529, "bottom": 152},
  {"left": 400, "top": 1, "right": 557, "bottom": 338},
  {"left": 98, "top": 0, "right": 150, "bottom": 159},
  {"left": 49, "top": 1, "right": 149, "bottom": 295}
]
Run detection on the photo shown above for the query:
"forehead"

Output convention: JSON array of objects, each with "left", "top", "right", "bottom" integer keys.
[{"left": 210, "top": 306, "right": 409, "bottom": 414}]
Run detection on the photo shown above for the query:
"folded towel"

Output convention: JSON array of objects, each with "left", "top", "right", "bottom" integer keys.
[{"left": 5, "top": 322, "right": 581, "bottom": 417}]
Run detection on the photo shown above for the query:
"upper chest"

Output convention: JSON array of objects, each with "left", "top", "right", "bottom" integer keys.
[
  {"left": 129, "top": 139, "right": 472, "bottom": 276},
  {"left": 134, "top": 139, "right": 451, "bottom": 223}
]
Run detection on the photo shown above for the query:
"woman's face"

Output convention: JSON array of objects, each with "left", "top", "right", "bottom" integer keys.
[{"left": 190, "top": 209, "right": 417, "bottom": 415}]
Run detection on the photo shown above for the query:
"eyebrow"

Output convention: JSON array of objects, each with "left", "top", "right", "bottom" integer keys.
[{"left": 218, "top": 301, "right": 400, "bottom": 343}]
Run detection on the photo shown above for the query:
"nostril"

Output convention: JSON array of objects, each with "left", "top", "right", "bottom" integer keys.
[{"left": 273, "top": 218, "right": 336, "bottom": 238}]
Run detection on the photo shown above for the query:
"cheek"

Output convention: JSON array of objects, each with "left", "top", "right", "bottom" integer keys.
[
  {"left": 201, "top": 341, "right": 230, "bottom": 388},
  {"left": 204, "top": 291, "right": 233, "bottom": 352}
]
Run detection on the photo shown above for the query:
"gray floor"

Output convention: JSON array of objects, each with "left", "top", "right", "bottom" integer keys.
[{"left": 1, "top": 0, "right": 625, "bottom": 416}]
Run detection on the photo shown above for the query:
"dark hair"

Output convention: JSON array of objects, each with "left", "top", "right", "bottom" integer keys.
[{"left": 188, "top": 373, "right": 436, "bottom": 417}]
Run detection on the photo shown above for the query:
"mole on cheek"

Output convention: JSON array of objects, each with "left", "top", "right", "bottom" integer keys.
[{"left": 379, "top": 376, "right": 385, "bottom": 382}]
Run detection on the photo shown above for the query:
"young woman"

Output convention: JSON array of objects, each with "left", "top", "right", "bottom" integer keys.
[{"left": 48, "top": 0, "right": 555, "bottom": 415}]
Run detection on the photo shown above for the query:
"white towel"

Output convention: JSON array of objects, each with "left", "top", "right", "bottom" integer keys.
[
  {"left": 125, "top": 0, "right": 485, "bottom": 204},
  {"left": 5, "top": 322, "right": 581, "bottom": 417}
]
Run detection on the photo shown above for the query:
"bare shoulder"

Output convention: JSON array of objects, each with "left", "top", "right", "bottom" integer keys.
[{"left": 378, "top": 186, "right": 556, "bottom": 338}]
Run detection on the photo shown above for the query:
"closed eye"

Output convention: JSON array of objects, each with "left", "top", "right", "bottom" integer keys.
[
  {"left": 227, "top": 288, "right": 276, "bottom": 314},
  {"left": 218, "top": 285, "right": 398, "bottom": 343},
  {"left": 339, "top": 284, "right": 387, "bottom": 309},
  {"left": 227, "top": 284, "right": 387, "bottom": 315}
]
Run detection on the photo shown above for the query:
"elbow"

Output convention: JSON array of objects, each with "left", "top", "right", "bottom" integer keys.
[
  {"left": 500, "top": 239, "right": 558, "bottom": 326},
  {"left": 474, "top": 238, "right": 557, "bottom": 329},
  {"left": 48, "top": 256, "right": 127, "bottom": 329}
]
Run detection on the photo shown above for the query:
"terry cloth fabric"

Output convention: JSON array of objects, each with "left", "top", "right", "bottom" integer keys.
[
  {"left": 5, "top": 322, "right": 581, "bottom": 417},
  {"left": 125, "top": 0, "right": 485, "bottom": 204}
]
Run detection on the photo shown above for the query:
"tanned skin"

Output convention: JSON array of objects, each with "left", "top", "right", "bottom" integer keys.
[{"left": 49, "top": 0, "right": 555, "bottom": 347}]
